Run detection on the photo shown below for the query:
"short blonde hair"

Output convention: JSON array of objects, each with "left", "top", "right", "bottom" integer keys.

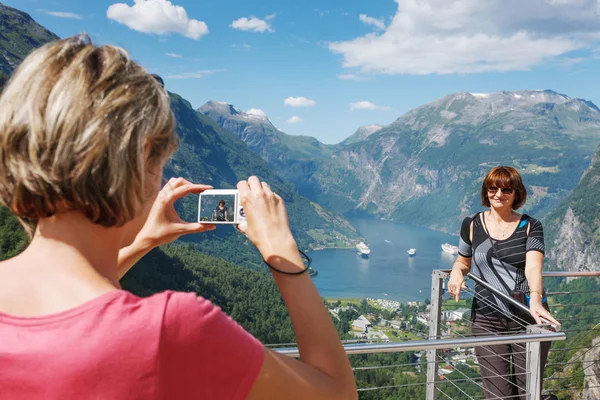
[{"left": 0, "top": 34, "right": 177, "bottom": 235}]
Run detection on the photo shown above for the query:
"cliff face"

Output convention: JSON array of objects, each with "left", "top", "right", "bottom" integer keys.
[
  {"left": 0, "top": 3, "right": 58, "bottom": 74},
  {"left": 548, "top": 208, "right": 600, "bottom": 272},
  {"left": 545, "top": 146, "right": 600, "bottom": 271},
  {"left": 583, "top": 337, "right": 600, "bottom": 400}
]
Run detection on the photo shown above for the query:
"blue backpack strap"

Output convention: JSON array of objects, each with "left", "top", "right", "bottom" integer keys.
[{"left": 518, "top": 214, "right": 530, "bottom": 234}]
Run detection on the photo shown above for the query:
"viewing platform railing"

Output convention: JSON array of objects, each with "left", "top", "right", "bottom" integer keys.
[{"left": 273, "top": 270, "right": 599, "bottom": 400}]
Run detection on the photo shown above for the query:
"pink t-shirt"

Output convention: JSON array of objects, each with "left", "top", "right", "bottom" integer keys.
[{"left": 0, "top": 290, "right": 264, "bottom": 399}]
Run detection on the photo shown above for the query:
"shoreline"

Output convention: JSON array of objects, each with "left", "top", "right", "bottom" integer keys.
[{"left": 307, "top": 245, "right": 355, "bottom": 252}]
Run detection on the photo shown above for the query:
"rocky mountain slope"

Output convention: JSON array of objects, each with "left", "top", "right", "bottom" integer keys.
[
  {"left": 583, "top": 337, "right": 600, "bottom": 400},
  {"left": 0, "top": 3, "right": 58, "bottom": 74},
  {"left": 198, "top": 101, "right": 334, "bottom": 191},
  {"left": 544, "top": 145, "right": 600, "bottom": 271},
  {"left": 341, "top": 124, "right": 384, "bottom": 146},
  {"left": 313, "top": 90, "right": 600, "bottom": 232}
]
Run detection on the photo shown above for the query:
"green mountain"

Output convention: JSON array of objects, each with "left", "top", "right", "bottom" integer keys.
[
  {"left": 198, "top": 101, "right": 335, "bottom": 192},
  {"left": 544, "top": 145, "right": 600, "bottom": 271},
  {"left": 0, "top": 3, "right": 58, "bottom": 74},
  {"left": 167, "top": 94, "right": 362, "bottom": 265}
]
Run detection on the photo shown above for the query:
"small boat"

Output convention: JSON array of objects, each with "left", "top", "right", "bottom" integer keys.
[
  {"left": 407, "top": 248, "right": 417, "bottom": 256},
  {"left": 441, "top": 243, "right": 459, "bottom": 255},
  {"left": 385, "top": 239, "right": 392, "bottom": 244},
  {"left": 356, "top": 242, "right": 371, "bottom": 258}
]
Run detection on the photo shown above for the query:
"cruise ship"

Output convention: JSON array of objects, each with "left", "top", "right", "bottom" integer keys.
[
  {"left": 441, "top": 243, "right": 459, "bottom": 255},
  {"left": 356, "top": 242, "right": 371, "bottom": 258}
]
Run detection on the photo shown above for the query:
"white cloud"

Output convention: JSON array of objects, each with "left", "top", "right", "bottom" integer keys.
[
  {"left": 350, "top": 101, "right": 391, "bottom": 111},
  {"left": 337, "top": 74, "right": 368, "bottom": 81},
  {"left": 231, "top": 44, "right": 253, "bottom": 51},
  {"left": 246, "top": 108, "right": 267, "bottom": 117},
  {"left": 165, "top": 69, "right": 222, "bottom": 79},
  {"left": 230, "top": 15, "right": 274, "bottom": 33},
  {"left": 286, "top": 116, "right": 304, "bottom": 124},
  {"left": 359, "top": 14, "right": 385, "bottom": 30},
  {"left": 38, "top": 10, "right": 83, "bottom": 19},
  {"left": 107, "top": 0, "right": 208, "bottom": 40},
  {"left": 284, "top": 96, "right": 316, "bottom": 107},
  {"left": 165, "top": 52, "right": 182, "bottom": 58},
  {"left": 330, "top": 0, "right": 600, "bottom": 75}
]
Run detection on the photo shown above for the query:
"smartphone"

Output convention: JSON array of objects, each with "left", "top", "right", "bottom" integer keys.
[{"left": 198, "top": 189, "right": 246, "bottom": 225}]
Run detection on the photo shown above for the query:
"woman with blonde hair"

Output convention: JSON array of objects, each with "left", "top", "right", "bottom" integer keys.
[
  {"left": 0, "top": 35, "right": 356, "bottom": 400},
  {"left": 448, "top": 166, "right": 559, "bottom": 400}
]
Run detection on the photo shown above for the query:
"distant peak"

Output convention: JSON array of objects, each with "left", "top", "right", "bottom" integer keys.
[
  {"left": 358, "top": 124, "right": 384, "bottom": 134},
  {"left": 468, "top": 92, "right": 490, "bottom": 99},
  {"left": 199, "top": 101, "right": 242, "bottom": 115},
  {"left": 462, "top": 89, "right": 571, "bottom": 100},
  {"left": 199, "top": 101, "right": 275, "bottom": 124},
  {"left": 245, "top": 108, "right": 268, "bottom": 120},
  {"left": 342, "top": 124, "right": 385, "bottom": 145}
]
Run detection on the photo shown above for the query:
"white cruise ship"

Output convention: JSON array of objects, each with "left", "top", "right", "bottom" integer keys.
[
  {"left": 356, "top": 242, "right": 371, "bottom": 258},
  {"left": 441, "top": 243, "right": 459, "bottom": 255}
]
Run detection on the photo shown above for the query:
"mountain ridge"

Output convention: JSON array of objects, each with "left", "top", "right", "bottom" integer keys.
[
  {"left": 201, "top": 89, "right": 600, "bottom": 235},
  {"left": 0, "top": 3, "right": 58, "bottom": 74}
]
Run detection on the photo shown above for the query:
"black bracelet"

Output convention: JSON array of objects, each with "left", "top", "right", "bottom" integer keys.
[{"left": 263, "top": 250, "right": 312, "bottom": 275}]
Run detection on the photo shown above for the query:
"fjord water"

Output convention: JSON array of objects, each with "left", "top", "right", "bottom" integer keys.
[{"left": 312, "top": 218, "right": 459, "bottom": 303}]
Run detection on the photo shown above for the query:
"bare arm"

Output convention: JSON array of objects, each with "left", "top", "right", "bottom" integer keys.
[
  {"left": 238, "top": 177, "right": 356, "bottom": 400},
  {"left": 249, "top": 249, "right": 357, "bottom": 399},
  {"left": 117, "top": 178, "right": 215, "bottom": 279},
  {"left": 449, "top": 255, "right": 471, "bottom": 301},
  {"left": 525, "top": 251, "right": 559, "bottom": 326},
  {"left": 448, "top": 219, "right": 473, "bottom": 301},
  {"left": 117, "top": 237, "right": 153, "bottom": 279}
]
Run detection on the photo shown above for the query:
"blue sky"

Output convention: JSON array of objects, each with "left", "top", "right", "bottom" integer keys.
[{"left": 9, "top": 0, "right": 600, "bottom": 144}]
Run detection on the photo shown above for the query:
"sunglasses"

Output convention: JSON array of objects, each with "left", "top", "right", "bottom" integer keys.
[{"left": 487, "top": 187, "right": 515, "bottom": 195}]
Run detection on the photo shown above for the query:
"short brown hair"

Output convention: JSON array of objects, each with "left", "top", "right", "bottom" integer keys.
[
  {"left": 0, "top": 34, "right": 178, "bottom": 236},
  {"left": 481, "top": 166, "right": 527, "bottom": 210}
]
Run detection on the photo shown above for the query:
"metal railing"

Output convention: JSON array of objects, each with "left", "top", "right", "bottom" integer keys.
[
  {"left": 425, "top": 270, "right": 566, "bottom": 400},
  {"left": 272, "top": 269, "right": 599, "bottom": 400}
]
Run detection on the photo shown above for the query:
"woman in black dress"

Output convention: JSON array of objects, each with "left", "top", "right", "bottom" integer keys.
[
  {"left": 447, "top": 166, "right": 560, "bottom": 400},
  {"left": 213, "top": 199, "right": 229, "bottom": 221}
]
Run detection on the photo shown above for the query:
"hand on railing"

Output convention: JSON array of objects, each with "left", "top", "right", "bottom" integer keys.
[
  {"left": 529, "top": 300, "right": 560, "bottom": 327},
  {"left": 448, "top": 269, "right": 467, "bottom": 301}
]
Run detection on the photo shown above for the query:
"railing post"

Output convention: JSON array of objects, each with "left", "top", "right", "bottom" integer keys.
[
  {"left": 526, "top": 326, "right": 544, "bottom": 400},
  {"left": 426, "top": 270, "right": 446, "bottom": 400}
]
